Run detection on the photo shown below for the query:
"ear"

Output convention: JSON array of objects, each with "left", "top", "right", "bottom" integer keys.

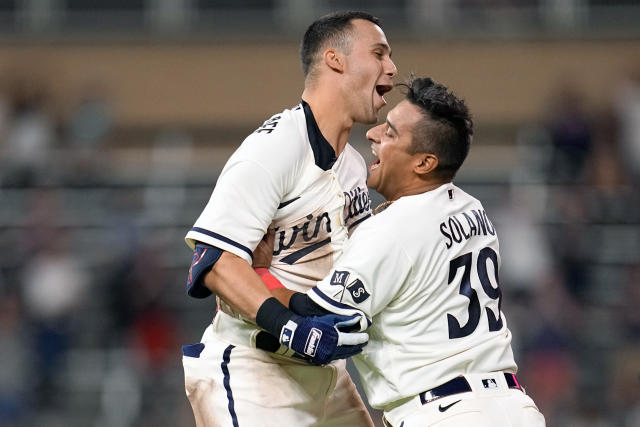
[
  {"left": 323, "top": 49, "right": 344, "bottom": 73},
  {"left": 414, "top": 153, "right": 438, "bottom": 176}
]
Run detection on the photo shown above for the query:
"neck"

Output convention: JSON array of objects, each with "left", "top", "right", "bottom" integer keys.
[{"left": 302, "top": 85, "right": 352, "bottom": 155}]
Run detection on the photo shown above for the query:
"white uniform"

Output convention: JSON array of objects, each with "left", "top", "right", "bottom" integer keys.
[
  {"left": 182, "top": 101, "right": 373, "bottom": 426},
  {"left": 309, "top": 183, "right": 546, "bottom": 427}
]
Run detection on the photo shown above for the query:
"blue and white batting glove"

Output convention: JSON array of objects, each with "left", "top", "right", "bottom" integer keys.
[{"left": 256, "top": 297, "right": 368, "bottom": 365}]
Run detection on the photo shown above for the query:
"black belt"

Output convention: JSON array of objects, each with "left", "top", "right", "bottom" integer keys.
[{"left": 419, "top": 373, "right": 523, "bottom": 405}]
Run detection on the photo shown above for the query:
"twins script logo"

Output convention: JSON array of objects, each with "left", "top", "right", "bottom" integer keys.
[
  {"left": 273, "top": 211, "right": 332, "bottom": 265},
  {"left": 343, "top": 187, "right": 371, "bottom": 229}
]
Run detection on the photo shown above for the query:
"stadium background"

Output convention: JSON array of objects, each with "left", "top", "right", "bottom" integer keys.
[{"left": 0, "top": 1, "right": 639, "bottom": 426}]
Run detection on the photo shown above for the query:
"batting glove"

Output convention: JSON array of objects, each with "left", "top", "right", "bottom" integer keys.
[{"left": 256, "top": 297, "right": 368, "bottom": 365}]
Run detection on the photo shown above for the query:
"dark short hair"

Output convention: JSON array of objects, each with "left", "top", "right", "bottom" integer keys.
[
  {"left": 300, "top": 11, "right": 380, "bottom": 77},
  {"left": 399, "top": 77, "right": 473, "bottom": 180}
]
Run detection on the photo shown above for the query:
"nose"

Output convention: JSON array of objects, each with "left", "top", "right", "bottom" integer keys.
[
  {"left": 366, "top": 124, "right": 383, "bottom": 144},
  {"left": 385, "top": 57, "right": 397, "bottom": 78}
]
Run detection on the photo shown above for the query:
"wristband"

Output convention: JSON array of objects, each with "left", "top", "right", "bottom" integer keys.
[
  {"left": 254, "top": 267, "right": 285, "bottom": 291},
  {"left": 256, "top": 297, "right": 295, "bottom": 338},
  {"left": 289, "top": 292, "right": 332, "bottom": 316}
]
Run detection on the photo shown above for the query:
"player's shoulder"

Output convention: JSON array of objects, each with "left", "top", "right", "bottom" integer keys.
[
  {"left": 348, "top": 206, "right": 399, "bottom": 246},
  {"left": 231, "top": 103, "right": 310, "bottom": 166},
  {"left": 446, "top": 184, "right": 490, "bottom": 221},
  {"left": 449, "top": 183, "right": 483, "bottom": 206},
  {"left": 245, "top": 103, "right": 306, "bottom": 146},
  {"left": 374, "top": 184, "right": 470, "bottom": 235},
  {"left": 417, "top": 183, "right": 485, "bottom": 218}
]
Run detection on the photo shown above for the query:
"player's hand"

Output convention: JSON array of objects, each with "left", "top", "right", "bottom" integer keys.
[
  {"left": 252, "top": 228, "right": 275, "bottom": 268},
  {"left": 279, "top": 313, "right": 368, "bottom": 365}
]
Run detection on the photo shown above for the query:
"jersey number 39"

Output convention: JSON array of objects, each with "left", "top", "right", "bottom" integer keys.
[{"left": 447, "top": 247, "right": 503, "bottom": 339}]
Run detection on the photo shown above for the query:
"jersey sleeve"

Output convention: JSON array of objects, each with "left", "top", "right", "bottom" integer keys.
[
  {"left": 308, "top": 218, "right": 412, "bottom": 330},
  {"left": 185, "top": 120, "right": 304, "bottom": 264}
]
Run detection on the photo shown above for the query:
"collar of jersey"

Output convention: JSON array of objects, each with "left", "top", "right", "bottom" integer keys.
[{"left": 301, "top": 99, "right": 337, "bottom": 171}]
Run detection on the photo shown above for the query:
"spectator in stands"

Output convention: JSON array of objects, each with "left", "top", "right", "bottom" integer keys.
[
  {"left": 546, "top": 83, "right": 594, "bottom": 183},
  {"left": 21, "top": 190, "right": 88, "bottom": 409},
  {"left": 2, "top": 77, "right": 56, "bottom": 186}
]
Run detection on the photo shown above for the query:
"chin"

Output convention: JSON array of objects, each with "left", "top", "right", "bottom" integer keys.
[
  {"left": 361, "top": 114, "right": 377, "bottom": 125},
  {"left": 362, "top": 106, "right": 379, "bottom": 124}
]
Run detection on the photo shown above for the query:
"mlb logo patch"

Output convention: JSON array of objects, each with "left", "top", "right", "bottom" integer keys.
[
  {"left": 346, "top": 279, "right": 370, "bottom": 303},
  {"left": 281, "top": 328, "right": 293, "bottom": 345},
  {"left": 280, "top": 320, "right": 297, "bottom": 346},
  {"left": 330, "top": 270, "right": 349, "bottom": 287},
  {"left": 482, "top": 378, "right": 498, "bottom": 389}
]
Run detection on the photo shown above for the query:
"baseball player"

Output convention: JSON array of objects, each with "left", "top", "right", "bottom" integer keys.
[
  {"left": 181, "top": 11, "right": 397, "bottom": 427},
  {"left": 255, "top": 77, "right": 546, "bottom": 426}
]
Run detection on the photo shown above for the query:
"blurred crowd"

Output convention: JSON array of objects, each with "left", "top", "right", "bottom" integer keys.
[
  {"left": 0, "top": 67, "right": 639, "bottom": 427},
  {"left": 0, "top": 75, "right": 195, "bottom": 427},
  {"left": 498, "top": 68, "right": 640, "bottom": 426}
]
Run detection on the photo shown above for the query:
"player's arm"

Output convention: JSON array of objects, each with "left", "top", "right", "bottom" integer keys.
[
  {"left": 185, "top": 148, "right": 292, "bottom": 306},
  {"left": 250, "top": 230, "right": 366, "bottom": 319},
  {"left": 308, "top": 222, "right": 412, "bottom": 330},
  {"left": 187, "top": 229, "right": 286, "bottom": 320},
  {"left": 190, "top": 243, "right": 367, "bottom": 364},
  {"left": 205, "top": 251, "right": 274, "bottom": 320},
  {"left": 252, "top": 230, "right": 297, "bottom": 307},
  {"left": 257, "top": 271, "right": 337, "bottom": 317},
  {"left": 250, "top": 242, "right": 366, "bottom": 359},
  {"left": 199, "top": 231, "right": 294, "bottom": 319}
]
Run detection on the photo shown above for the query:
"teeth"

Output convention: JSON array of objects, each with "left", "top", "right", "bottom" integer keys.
[{"left": 371, "top": 163, "right": 379, "bottom": 171}]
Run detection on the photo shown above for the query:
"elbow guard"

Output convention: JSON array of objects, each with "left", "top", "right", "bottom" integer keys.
[{"left": 186, "top": 243, "right": 223, "bottom": 298}]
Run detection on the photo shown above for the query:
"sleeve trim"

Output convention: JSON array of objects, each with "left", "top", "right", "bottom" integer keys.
[
  {"left": 190, "top": 227, "right": 253, "bottom": 258},
  {"left": 309, "top": 287, "right": 371, "bottom": 328}
]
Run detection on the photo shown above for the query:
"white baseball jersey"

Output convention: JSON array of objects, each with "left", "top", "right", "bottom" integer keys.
[
  {"left": 309, "top": 182, "right": 518, "bottom": 410},
  {"left": 185, "top": 101, "right": 372, "bottom": 296},
  {"left": 182, "top": 101, "right": 374, "bottom": 427}
]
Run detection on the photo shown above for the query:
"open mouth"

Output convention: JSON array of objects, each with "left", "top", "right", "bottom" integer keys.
[
  {"left": 370, "top": 148, "right": 381, "bottom": 171},
  {"left": 376, "top": 84, "right": 392, "bottom": 99}
]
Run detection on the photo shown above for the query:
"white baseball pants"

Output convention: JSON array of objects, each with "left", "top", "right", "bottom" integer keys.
[
  {"left": 382, "top": 372, "right": 545, "bottom": 427},
  {"left": 182, "top": 314, "right": 373, "bottom": 427}
]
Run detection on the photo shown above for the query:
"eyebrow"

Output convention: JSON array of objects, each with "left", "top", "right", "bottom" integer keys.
[{"left": 386, "top": 118, "right": 398, "bottom": 135}]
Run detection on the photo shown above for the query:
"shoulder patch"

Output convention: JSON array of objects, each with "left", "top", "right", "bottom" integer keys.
[
  {"left": 330, "top": 270, "right": 350, "bottom": 287},
  {"left": 346, "top": 279, "right": 370, "bottom": 304}
]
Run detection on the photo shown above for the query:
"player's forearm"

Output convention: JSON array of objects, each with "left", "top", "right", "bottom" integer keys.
[
  {"left": 253, "top": 268, "right": 326, "bottom": 314},
  {"left": 253, "top": 265, "right": 294, "bottom": 307},
  {"left": 204, "top": 251, "right": 272, "bottom": 321},
  {"left": 271, "top": 287, "right": 296, "bottom": 307}
]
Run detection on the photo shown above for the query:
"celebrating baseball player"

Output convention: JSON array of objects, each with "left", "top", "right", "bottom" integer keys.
[
  {"left": 181, "top": 11, "right": 396, "bottom": 427},
  {"left": 255, "top": 77, "right": 546, "bottom": 426}
]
